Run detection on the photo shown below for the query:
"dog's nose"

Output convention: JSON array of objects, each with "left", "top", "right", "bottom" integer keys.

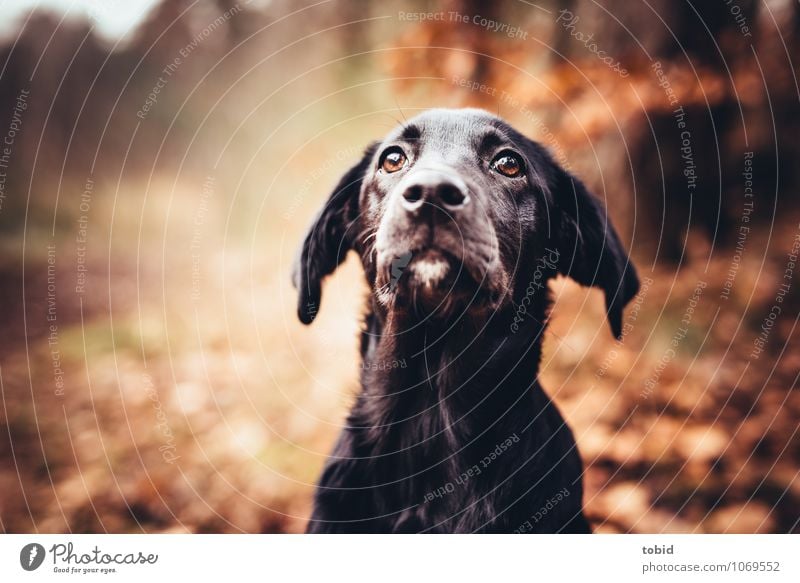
[{"left": 400, "top": 170, "right": 470, "bottom": 213}]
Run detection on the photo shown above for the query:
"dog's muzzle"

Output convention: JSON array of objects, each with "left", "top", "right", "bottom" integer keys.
[{"left": 374, "top": 166, "right": 506, "bottom": 316}]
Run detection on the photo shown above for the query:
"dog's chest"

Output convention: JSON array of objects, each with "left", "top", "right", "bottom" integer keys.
[
  {"left": 379, "top": 455, "right": 492, "bottom": 533},
  {"left": 367, "top": 421, "right": 509, "bottom": 532}
]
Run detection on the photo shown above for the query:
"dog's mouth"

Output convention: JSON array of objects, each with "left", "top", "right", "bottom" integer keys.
[{"left": 375, "top": 247, "right": 506, "bottom": 321}]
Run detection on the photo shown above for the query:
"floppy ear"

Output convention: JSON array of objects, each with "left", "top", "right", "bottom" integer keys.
[
  {"left": 549, "top": 165, "right": 639, "bottom": 339},
  {"left": 292, "top": 143, "right": 377, "bottom": 325}
]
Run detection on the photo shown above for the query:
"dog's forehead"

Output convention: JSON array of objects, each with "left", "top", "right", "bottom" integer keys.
[{"left": 384, "top": 108, "right": 506, "bottom": 149}]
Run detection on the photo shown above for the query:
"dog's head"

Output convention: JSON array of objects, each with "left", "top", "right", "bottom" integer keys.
[{"left": 293, "top": 108, "right": 638, "bottom": 337}]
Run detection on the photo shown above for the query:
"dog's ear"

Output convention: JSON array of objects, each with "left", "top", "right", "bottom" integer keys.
[
  {"left": 292, "top": 143, "right": 377, "bottom": 325},
  {"left": 548, "top": 164, "right": 639, "bottom": 339}
]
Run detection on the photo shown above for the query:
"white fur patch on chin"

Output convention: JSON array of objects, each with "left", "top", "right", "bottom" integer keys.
[{"left": 410, "top": 256, "right": 450, "bottom": 288}]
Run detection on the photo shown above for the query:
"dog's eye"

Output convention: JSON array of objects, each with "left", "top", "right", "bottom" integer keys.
[
  {"left": 380, "top": 148, "right": 407, "bottom": 173},
  {"left": 491, "top": 151, "right": 523, "bottom": 177}
]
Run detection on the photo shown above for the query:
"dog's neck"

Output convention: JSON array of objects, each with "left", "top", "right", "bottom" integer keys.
[{"left": 357, "top": 300, "right": 551, "bottom": 448}]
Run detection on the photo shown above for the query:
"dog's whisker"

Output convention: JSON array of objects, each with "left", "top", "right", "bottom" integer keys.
[{"left": 360, "top": 229, "right": 378, "bottom": 244}]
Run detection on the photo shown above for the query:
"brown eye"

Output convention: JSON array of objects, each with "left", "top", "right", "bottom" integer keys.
[
  {"left": 380, "top": 148, "right": 407, "bottom": 173},
  {"left": 491, "top": 152, "right": 523, "bottom": 177}
]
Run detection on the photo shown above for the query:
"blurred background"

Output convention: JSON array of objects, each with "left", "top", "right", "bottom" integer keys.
[{"left": 0, "top": 0, "right": 798, "bottom": 533}]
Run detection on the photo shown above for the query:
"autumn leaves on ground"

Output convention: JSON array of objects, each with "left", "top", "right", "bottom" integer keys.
[{"left": 0, "top": 0, "right": 799, "bottom": 533}]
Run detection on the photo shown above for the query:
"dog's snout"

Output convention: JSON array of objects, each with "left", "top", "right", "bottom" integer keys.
[{"left": 399, "top": 170, "right": 470, "bottom": 212}]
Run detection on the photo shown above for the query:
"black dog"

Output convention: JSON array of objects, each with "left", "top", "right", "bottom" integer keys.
[{"left": 293, "top": 108, "right": 638, "bottom": 533}]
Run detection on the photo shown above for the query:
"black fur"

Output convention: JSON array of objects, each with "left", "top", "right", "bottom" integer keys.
[{"left": 293, "top": 109, "right": 638, "bottom": 533}]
